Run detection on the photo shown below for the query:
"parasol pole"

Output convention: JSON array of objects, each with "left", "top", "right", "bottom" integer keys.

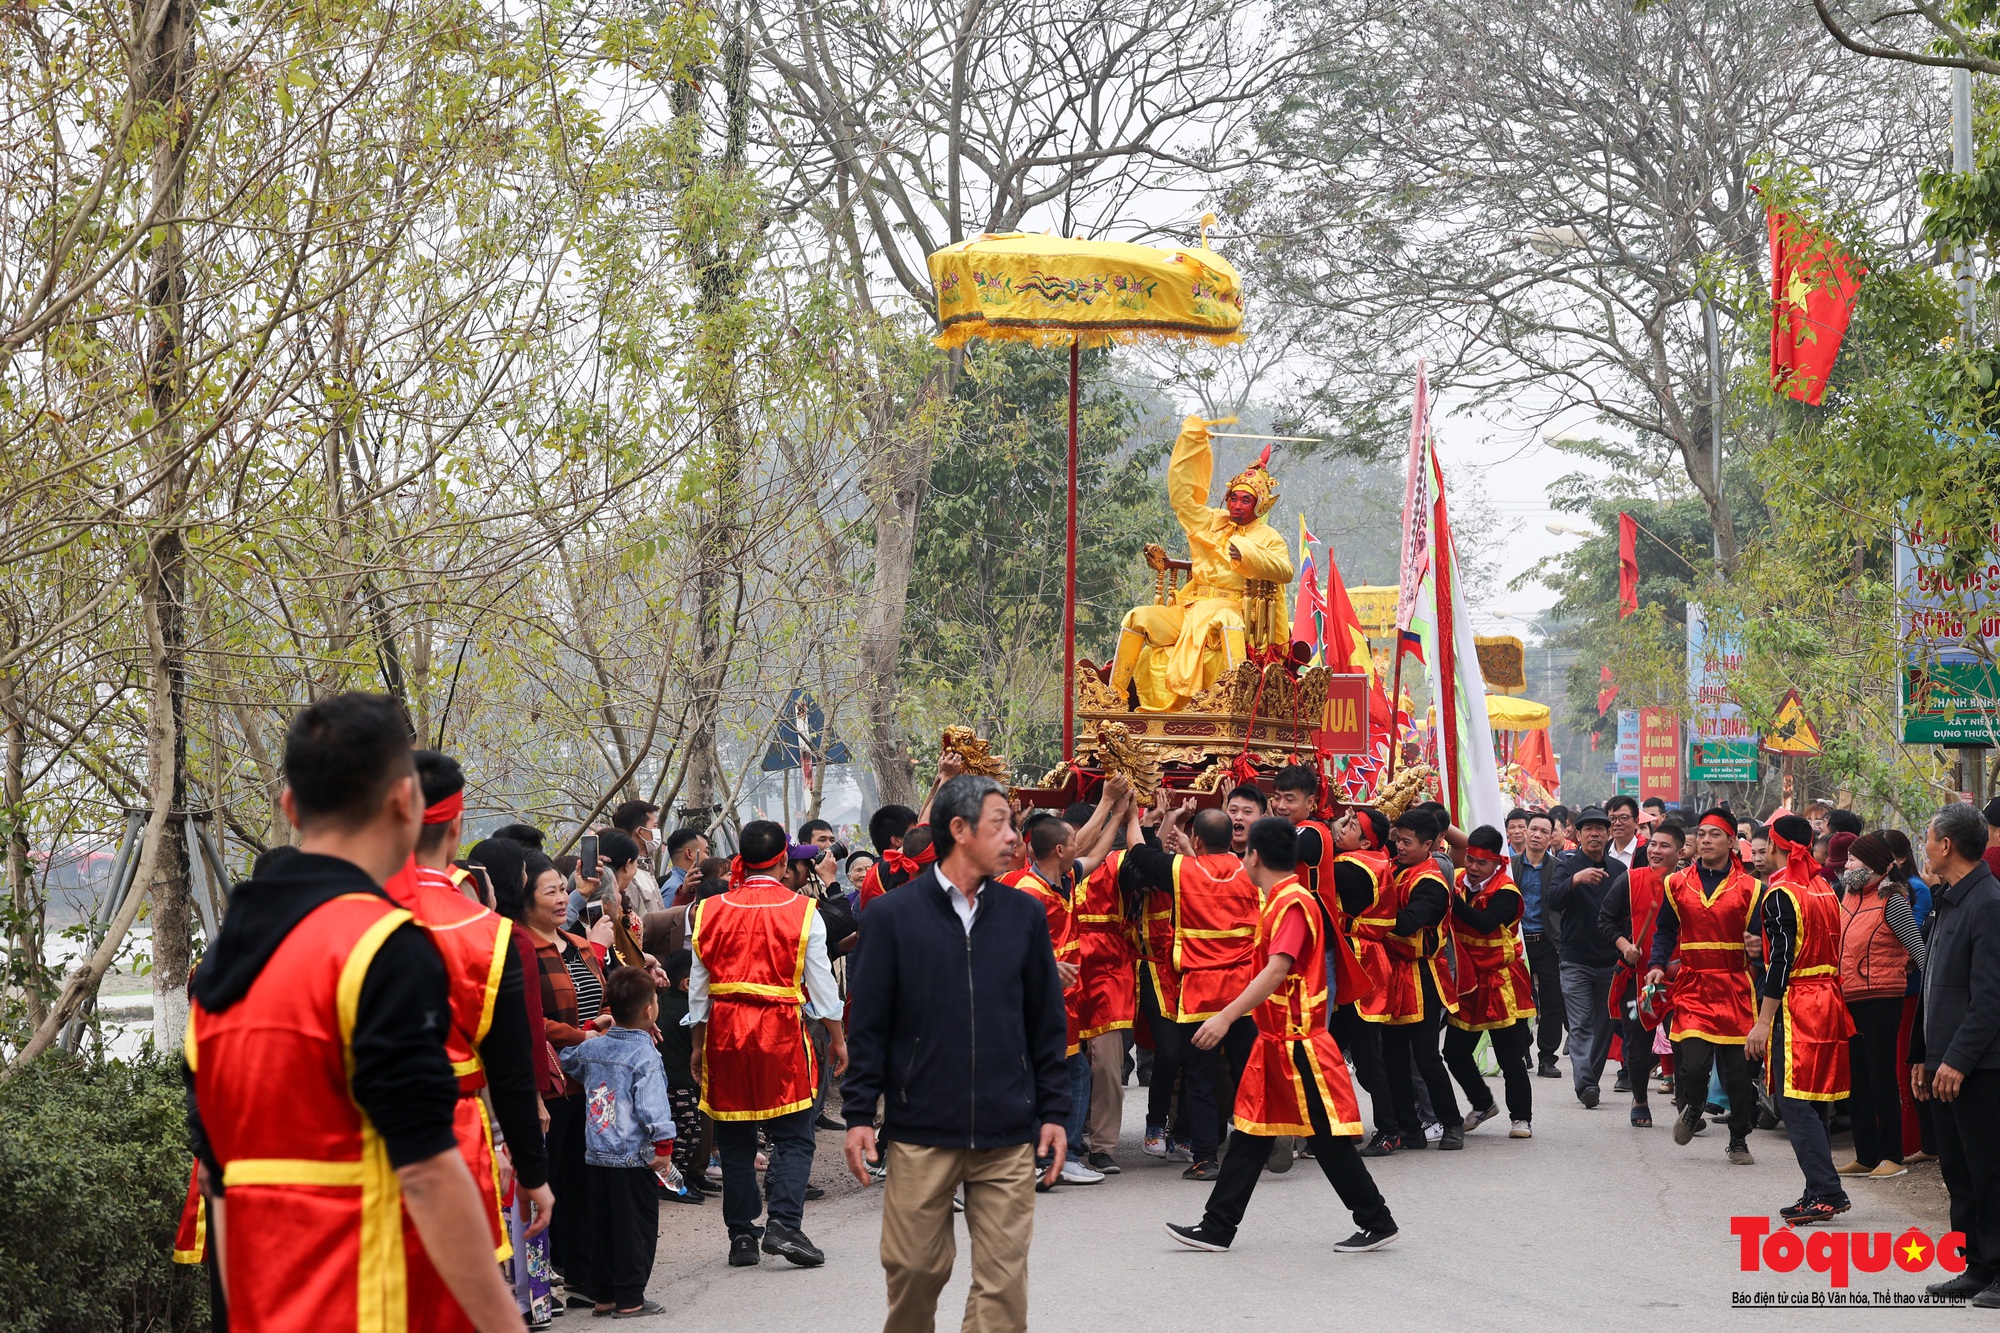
[{"left": 1063, "top": 338, "right": 1080, "bottom": 763}]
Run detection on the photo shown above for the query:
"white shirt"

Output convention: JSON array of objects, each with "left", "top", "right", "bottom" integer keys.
[
  {"left": 934, "top": 864, "right": 982, "bottom": 935},
  {"left": 683, "top": 879, "right": 841, "bottom": 1023},
  {"left": 1609, "top": 837, "right": 1639, "bottom": 868}
]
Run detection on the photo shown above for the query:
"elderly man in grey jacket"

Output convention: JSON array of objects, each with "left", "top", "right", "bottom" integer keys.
[{"left": 1912, "top": 801, "right": 2000, "bottom": 1306}]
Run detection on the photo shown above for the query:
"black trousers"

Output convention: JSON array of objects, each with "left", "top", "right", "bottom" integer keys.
[
  {"left": 1141, "top": 968, "right": 1186, "bottom": 1135},
  {"left": 1523, "top": 933, "right": 1564, "bottom": 1062},
  {"left": 1378, "top": 970, "right": 1460, "bottom": 1137},
  {"left": 1620, "top": 1015, "right": 1658, "bottom": 1101},
  {"left": 1672, "top": 1036, "right": 1754, "bottom": 1140},
  {"left": 1329, "top": 1003, "right": 1392, "bottom": 1134},
  {"left": 1847, "top": 996, "right": 1907, "bottom": 1167},
  {"left": 1200, "top": 1043, "right": 1396, "bottom": 1244},
  {"left": 1442, "top": 1019, "right": 1533, "bottom": 1123},
  {"left": 544, "top": 1092, "right": 589, "bottom": 1284},
  {"left": 715, "top": 1106, "right": 815, "bottom": 1238},
  {"left": 1937, "top": 1069, "right": 2000, "bottom": 1283},
  {"left": 1181, "top": 1015, "right": 1258, "bottom": 1163},
  {"left": 580, "top": 1164, "right": 659, "bottom": 1309}
]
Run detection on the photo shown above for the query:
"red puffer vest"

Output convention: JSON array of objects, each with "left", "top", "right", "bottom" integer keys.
[{"left": 1839, "top": 878, "right": 1913, "bottom": 1002}]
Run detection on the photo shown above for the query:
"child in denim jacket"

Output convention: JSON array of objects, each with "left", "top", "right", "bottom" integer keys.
[{"left": 558, "top": 965, "right": 676, "bottom": 1317}]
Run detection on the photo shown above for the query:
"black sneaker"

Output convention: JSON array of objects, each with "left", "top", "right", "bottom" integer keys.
[
  {"left": 815, "top": 1114, "right": 845, "bottom": 1131},
  {"left": 1334, "top": 1227, "right": 1399, "bottom": 1252},
  {"left": 1672, "top": 1106, "right": 1700, "bottom": 1146},
  {"left": 664, "top": 1183, "right": 706, "bottom": 1204},
  {"left": 1087, "top": 1151, "right": 1121, "bottom": 1174},
  {"left": 762, "top": 1222, "right": 825, "bottom": 1267},
  {"left": 1165, "top": 1221, "right": 1231, "bottom": 1252},
  {"left": 1579, "top": 1085, "right": 1600, "bottom": 1109},
  {"left": 1437, "top": 1125, "right": 1464, "bottom": 1151},
  {"left": 1537, "top": 1058, "right": 1561, "bottom": 1079},
  {"left": 1358, "top": 1130, "right": 1401, "bottom": 1158},
  {"left": 803, "top": 1184, "right": 825, "bottom": 1201},
  {"left": 1928, "top": 1273, "right": 1988, "bottom": 1298},
  {"left": 1780, "top": 1196, "right": 1850, "bottom": 1227},
  {"left": 1726, "top": 1137, "right": 1755, "bottom": 1165},
  {"left": 728, "top": 1234, "right": 760, "bottom": 1267},
  {"left": 1182, "top": 1159, "right": 1221, "bottom": 1181},
  {"left": 1613, "top": 1070, "right": 1631, "bottom": 1093}
]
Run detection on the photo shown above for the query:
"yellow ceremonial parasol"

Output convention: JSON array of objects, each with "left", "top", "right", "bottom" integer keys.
[
  {"left": 1484, "top": 694, "right": 1552, "bottom": 732},
  {"left": 927, "top": 225, "right": 1247, "bottom": 759}
]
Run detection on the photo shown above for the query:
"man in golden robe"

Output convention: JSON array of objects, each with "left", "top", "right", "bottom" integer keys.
[{"left": 1111, "top": 416, "right": 1292, "bottom": 712}]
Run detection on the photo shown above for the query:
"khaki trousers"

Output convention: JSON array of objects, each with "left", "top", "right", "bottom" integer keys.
[
  {"left": 880, "top": 1140, "right": 1037, "bottom": 1333},
  {"left": 1084, "top": 1030, "right": 1125, "bottom": 1154}
]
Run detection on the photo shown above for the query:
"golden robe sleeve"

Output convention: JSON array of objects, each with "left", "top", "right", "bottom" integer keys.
[
  {"left": 1166, "top": 416, "right": 1218, "bottom": 532},
  {"left": 1230, "top": 521, "right": 1294, "bottom": 585}
]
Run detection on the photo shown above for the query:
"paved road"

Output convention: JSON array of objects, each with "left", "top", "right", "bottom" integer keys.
[{"left": 616, "top": 1058, "right": 1962, "bottom": 1331}]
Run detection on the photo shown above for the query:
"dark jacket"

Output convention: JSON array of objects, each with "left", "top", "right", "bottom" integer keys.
[
  {"left": 1545, "top": 848, "right": 1625, "bottom": 969},
  {"left": 1511, "top": 851, "right": 1560, "bottom": 941},
  {"left": 840, "top": 866, "right": 1070, "bottom": 1149},
  {"left": 1912, "top": 860, "right": 2000, "bottom": 1073}
]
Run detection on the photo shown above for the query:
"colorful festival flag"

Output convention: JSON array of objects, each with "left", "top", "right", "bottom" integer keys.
[
  {"left": 1398, "top": 364, "right": 1505, "bottom": 829},
  {"left": 1292, "top": 515, "right": 1324, "bottom": 662}
]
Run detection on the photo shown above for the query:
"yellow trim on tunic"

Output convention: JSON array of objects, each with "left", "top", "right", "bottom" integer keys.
[
  {"left": 337, "top": 905, "right": 413, "bottom": 1333},
  {"left": 171, "top": 1193, "right": 207, "bottom": 1265}
]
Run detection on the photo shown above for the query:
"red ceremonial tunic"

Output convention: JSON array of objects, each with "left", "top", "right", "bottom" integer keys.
[
  {"left": 187, "top": 893, "right": 449, "bottom": 1333},
  {"left": 383, "top": 859, "right": 514, "bottom": 1269},
  {"left": 1766, "top": 873, "right": 1856, "bottom": 1101},
  {"left": 1073, "top": 849, "right": 1138, "bottom": 1039},
  {"left": 691, "top": 878, "right": 818, "bottom": 1120},
  {"left": 1331, "top": 848, "right": 1393, "bottom": 1008},
  {"left": 1663, "top": 862, "right": 1762, "bottom": 1044},
  {"left": 1609, "top": 864, "right": 1668, "bottom": 1024},
  {"left": 1004, "top": 865, "right": 1084, "bottom": 1056},
  {"left": 1446, "top": 866, "right": 1535, "bottom": 1032},
  {"left": 1294, "top": 822, "right": 1372, "bottom": 1007},
  {"left": 172, "top": 1159, "right": 207, "bottom": 1264},
  {"left": 1140, "top": 883, "right": 1181, "bottom": 1019},
  {"left": 1171, "top": 852, "right": 1262, "bottom": 1022},
  {"left": 1351, "top": 862, "right": 1456, "bottom": 1025},
  {"left": 1232, "top": 877, "right": 1364, "bottom": 1138}
]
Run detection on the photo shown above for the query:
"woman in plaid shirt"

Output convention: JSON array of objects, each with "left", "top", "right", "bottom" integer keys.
[{"left": 521, "top": 851, "right": 609, "bottom": 1301}]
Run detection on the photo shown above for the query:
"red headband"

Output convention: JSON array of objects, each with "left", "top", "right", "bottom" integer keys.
[
  {"left": 1767, "top": 828, "right": 1822, "bottom": 886},
  {"left": 423, "top": 790, "right": 464, "bottom": 825},
  {"left": 1464, "top": 846, "right": 1504, "bottom": 865},
  {"left": 730, "top": 850, "right": 786, "bottom": 887},
  {"left": 1698, "top": 813, "right": 1736, "bottom": 836}
]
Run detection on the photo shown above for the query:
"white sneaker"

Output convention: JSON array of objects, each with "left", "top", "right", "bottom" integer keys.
[
  {"left": 1422, "top": 1121, "right": 1443, "bottom": 1143},
  {"left": 1059, "top": 1158, "right": 1106, "bottom": 1185},
  {"left": 1143, "top": 1130, "right": 1168, "bottom": 1158},
  {"left": 1510, "top": 1121, "right": 1533, "bottom": 1139}
]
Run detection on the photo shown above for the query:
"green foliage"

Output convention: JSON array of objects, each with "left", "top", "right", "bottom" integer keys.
[
  {"left": 0, "top": 1055, "right": 207, "bottom": 1333},
  {"left": 903, "top": 344, "right": 1164, "bottom": 775}
]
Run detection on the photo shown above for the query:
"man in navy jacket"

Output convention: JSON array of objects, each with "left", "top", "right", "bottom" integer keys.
[{"left": 842, "top": 774, "right": 1070, "bottom": 1333}]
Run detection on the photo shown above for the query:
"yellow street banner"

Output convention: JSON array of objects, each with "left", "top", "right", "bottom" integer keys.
[{"left": 1762, "top": 688, "right": 1823, "bottom": 757}]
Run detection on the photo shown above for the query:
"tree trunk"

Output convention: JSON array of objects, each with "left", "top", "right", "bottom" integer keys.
[
  {"left": 855, "top": 382, "right": 940, "bottom": 809},
  {"left": 1, "top": 665, "right": 44, "bottom": 1029},
  {"left": 677, "top": 9, "right": 755, "bottom": 832},
  {"left": 136, "top": 0, "right": 196, "bottom": 1053}
]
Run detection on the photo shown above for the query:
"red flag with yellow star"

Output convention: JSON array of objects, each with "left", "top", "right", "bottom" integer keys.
[{"left": 1768, "top": 209, "right": 1863, "bottom": 407}]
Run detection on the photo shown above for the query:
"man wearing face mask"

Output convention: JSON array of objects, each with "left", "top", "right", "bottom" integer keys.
[
  {"left": 1109, "top": 416, "right": 1293, "bottom": 713},
  {"left": 1546, "top": 808, "right": 1627, "bottom": 1109}
]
